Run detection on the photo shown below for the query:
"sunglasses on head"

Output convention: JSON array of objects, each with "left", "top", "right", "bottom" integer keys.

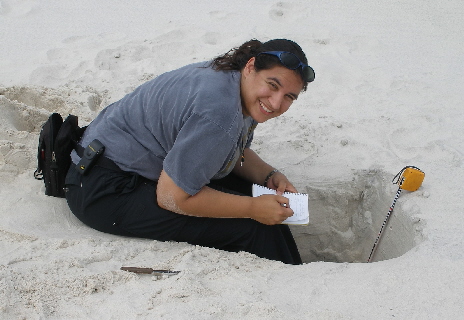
[{"left": 257, "top": 51, "right": 315, "bottom": 83}]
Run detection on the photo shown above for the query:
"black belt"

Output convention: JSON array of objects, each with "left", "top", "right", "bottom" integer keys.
[{"left": 75, "top": 144, "right": 124, "bottom": 173}]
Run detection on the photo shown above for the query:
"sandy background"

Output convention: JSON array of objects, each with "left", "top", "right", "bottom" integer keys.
[{"left": 1, "top": 0, "right": 463, "bottom": 318}]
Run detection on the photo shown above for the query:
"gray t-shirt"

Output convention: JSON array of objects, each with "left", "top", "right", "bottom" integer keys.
[{"left": 72, "top": 62, "right": 257, "bottom": 195}]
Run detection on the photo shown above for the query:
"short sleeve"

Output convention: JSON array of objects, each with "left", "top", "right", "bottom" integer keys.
[{"left": 163, "top": 113, "right": 236, "bottom": 195}]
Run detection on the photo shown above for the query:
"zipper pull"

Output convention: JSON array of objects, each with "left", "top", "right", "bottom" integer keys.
[{"left": 51, "top": 151, "right": 58, "bottom": 169}]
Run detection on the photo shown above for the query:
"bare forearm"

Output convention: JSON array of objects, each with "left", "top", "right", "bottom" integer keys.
[
  {"left": 179, "top": 186, "right": 254, "bottom": 218},
  {"left": 157, "top": 170, "right": 252, "bottom": 218},
  {"left": 156, "top": 170, "right": 293, "bottom": 225}
]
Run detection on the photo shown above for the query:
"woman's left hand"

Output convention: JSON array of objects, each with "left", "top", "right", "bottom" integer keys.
[{"left": 267, "top": 171, "right": 298, "bottom": 195}]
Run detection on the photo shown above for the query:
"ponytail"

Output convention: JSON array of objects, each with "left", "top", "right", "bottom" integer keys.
[{"left": 210, "top": 39, "right": 262, "bottom": 71}]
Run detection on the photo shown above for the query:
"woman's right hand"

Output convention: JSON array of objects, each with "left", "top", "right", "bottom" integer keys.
[{"left": 250, "top": 194, "right": 294, "bottom": 225}]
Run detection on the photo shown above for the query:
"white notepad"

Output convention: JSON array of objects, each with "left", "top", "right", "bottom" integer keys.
[{"left": 252, "top": 184, "right": 309, "bottom": 225}]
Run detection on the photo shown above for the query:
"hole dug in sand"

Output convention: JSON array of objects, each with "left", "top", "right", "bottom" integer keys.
[{"left": 291, "top": 169, "right": 424, "bottom": 263}]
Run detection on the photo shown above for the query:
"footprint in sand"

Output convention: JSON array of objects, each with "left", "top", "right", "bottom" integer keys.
[
  {"left": 0, "top": 141, "right": 33, "bottom": 173},
  {"left": 269, "top": 1, "right": 299, "bottom": 21},
  {"left": 0, "top": 93, "right": 47, "bottom": 173},
  {"left": 0, "top": 0, "right": 39, "bottom": 17},
  {"left": 202, "top": 32, "right": 220, "bottom": 46},
  {"left": 387, "top": 120, "right": 441, "bottom": 162},
  {"left": 0, "top": 94, "right": 49, "bottom": 133}
]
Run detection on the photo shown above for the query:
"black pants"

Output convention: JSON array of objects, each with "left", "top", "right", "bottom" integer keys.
[{"left": 65, "top": 165, "right": 302, "bottom": 265}]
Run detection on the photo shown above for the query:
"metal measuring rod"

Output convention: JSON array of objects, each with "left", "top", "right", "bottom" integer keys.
[{"left": 367, "top": 166, "right": 425, "bottom": 263}]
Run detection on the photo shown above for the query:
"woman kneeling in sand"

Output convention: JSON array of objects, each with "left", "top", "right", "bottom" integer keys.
[{"left": 65, "top": 38, "right": 315, "bottom": 265}]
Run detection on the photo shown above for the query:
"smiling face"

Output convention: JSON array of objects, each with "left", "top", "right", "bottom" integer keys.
[{"left": 240, "top": 57, "right": 304, "bottom": 123}]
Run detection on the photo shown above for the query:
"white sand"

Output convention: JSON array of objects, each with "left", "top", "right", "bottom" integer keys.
[{"left": 1, "top": 0, "right": 463, "bottom": 318}]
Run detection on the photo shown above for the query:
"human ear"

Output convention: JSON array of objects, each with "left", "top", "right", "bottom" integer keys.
[{"left": 243, "top": 57, "right": 256, "bottom": 76}]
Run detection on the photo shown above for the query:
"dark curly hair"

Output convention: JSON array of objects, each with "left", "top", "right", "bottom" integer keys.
[{"left": 210, "top": 39, "right": 311, "bottom": 91}]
